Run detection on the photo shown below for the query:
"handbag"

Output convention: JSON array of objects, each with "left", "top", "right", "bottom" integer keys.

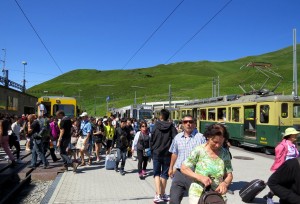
[
  {"left": 198, "top": 186, "right": 225, "bottom": 204},
  {"left": 143, "top": 148, "right": 151, "bottom": 157}
]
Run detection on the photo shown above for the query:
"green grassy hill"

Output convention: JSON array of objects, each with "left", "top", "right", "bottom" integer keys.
[{"left": 28, "top": 45, "right": 299, "bottom": 116}]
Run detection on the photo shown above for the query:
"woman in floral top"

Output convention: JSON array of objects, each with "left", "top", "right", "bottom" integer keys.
[{"left": 181, "top": 125, "right": 233, "bottom": 204}]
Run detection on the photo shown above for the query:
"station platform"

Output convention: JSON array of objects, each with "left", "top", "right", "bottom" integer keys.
[{"left": 43, "top": 147, "right": 279, "bottom": 204}]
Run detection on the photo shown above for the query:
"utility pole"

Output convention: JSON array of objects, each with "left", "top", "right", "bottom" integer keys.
[
  {"left": 1, "top": 49, "right": 8, "bottom": 87},
  {"left": 22, "top": 61, "right": 27, "bottom": 92},
  {"left": 134, "top": 91, "right": 137, "bottom": 105},
  {"left": 217, "top": 75, "right": 220, "bottom": 97},
  {"left": 212, "top": 77, "right": 215, "bottom": 97},
  {"left": 293, "top": 28, "right": 298, "bottom": 97},
  {"left": 169, "top": 84, "right": 172, "bottom": 109}
]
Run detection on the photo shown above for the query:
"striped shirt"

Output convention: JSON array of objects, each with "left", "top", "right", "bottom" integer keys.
[{"left": 169, "top": 129, "right": 206, "bottom": 169}]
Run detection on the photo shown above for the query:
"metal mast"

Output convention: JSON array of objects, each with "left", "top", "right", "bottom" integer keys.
[{"left": 293, "top": 28, "right": 298, "bottom": 97}]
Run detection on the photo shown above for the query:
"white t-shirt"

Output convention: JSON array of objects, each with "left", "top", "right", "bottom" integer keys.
[
  {"left": 39, "top": 104, "right": 47, "bottom": 116},
  {"left": 11, "top": 122, "right": 21, "bottom": 141}
]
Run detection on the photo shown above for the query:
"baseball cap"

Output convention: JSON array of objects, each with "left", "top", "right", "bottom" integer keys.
[{"left": 80, "top": 112, "right": 88, "bottom": 117}]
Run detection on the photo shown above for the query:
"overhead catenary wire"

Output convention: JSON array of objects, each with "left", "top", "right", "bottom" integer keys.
[
  {"left": 14, "top": 0, "right": 63, "bottom": 74},
  {"left": 122, "top": 0, "right": 185, "bottom": 69},
  {"left": 166, "top": 0, "right": 233, "bottom": 63}
]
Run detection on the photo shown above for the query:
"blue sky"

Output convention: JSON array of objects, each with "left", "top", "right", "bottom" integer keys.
[{"left": 0, "top": 0, "right": 299, "bottom": 88}]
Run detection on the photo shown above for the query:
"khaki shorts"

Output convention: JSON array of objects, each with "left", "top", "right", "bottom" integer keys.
[{"left": 76, "top": 136, "right": 89, "bottom": 150}]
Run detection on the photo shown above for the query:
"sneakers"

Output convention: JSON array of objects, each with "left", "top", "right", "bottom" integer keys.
[
  {"left": 114, "top": 167, "right": 119, "bottom": 172},
  {"left": 139, "top": 172, "right": 144, "bottom": 180},
  {"left": 142, "top": 170, "right": 147, "bottom": 176},
  {"left": 161, "top": 194, "right": 170, "bottom": 202},
  {"left": 120, "top": 169, "right": 125, "bottom": 176},
  {"left": 267, "top": 198, "right": 274, "bottom": 204},
  {"left": 153, "top": 194, "right": 163, "bottom": 203}
]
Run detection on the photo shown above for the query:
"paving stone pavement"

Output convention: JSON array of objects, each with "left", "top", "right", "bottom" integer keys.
[{"left": 45, "top": 147, "right": 280, "bottom": 204}]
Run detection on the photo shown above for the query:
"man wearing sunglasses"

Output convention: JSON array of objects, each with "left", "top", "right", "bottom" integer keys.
[{"left": 169, "top": 115, "right": 206, "bottom": 204}]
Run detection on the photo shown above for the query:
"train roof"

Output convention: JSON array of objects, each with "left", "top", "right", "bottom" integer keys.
[
  {"left": 180, "top": 94, "right": 299, "bottom": 109},
  {"left": 39, "top": 96, "right": 76, "bottom": 100}
]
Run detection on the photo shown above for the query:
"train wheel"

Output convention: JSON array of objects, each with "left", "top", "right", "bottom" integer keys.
[
  {"left": 229, "top": 139, "right": 240, "bottom": 147},
  {"left": 262, "top": 147, "right": 274, "bottom": 155}
]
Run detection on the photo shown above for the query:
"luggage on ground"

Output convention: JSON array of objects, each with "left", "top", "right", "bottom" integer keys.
[
  {"left": 239, "top": 179, "right": 266, "bottom": 203},
  {"left": 105, "top": 153, "right": 116, "bottom": 170}
]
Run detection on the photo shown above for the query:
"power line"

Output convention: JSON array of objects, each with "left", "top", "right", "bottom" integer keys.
[
  {"left": 122, "top": 0, "right": 185, "bottom": 69},
  {"left": 166, "top": 0, "right": 233, "bottom": 63},
  {"left": 14, "top": 0, "right": 64, "bottom": 74}
]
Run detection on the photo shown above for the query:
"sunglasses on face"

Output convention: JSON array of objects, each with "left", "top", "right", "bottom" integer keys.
[{"left": 183, "top": 120, "right": 194, "bottom": 124}]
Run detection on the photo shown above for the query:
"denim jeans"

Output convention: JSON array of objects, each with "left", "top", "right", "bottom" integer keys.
[
  {"left": 115, "top": 148, "right": 127, "bottom": 169},
  {"left": 59, "top": 139, "right": 71, "bottom": 165},
  {"left": 31, "top": 139, "right": 47, "bottom": 166}
]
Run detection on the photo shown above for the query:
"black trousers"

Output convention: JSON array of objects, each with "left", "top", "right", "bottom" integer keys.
[
  {"left": 43, "top": 142, "right": 58, "bottom": 161},
  {"left": 137, "top": 149, "right": 148, "bottom": 173},
  {"left": 170, "top": 169, "right": 192, "bottom": 204},
  {"left": 10, "top": 140, "right": 21, "bottom": 159}
]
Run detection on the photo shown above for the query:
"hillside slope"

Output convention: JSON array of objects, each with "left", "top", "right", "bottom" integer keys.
[{"left": 28, "top": 45, "right": 299, "bottom": 116}]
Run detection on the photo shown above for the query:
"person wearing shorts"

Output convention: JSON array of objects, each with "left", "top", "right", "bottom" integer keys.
[
  {"left": 150, "top": 109, "right": 177, "bottom": 203},
  {"left": 76, "top": 112, "right": 92, "bottom": 166}
]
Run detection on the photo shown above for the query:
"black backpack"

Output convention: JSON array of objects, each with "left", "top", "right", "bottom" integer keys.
[{"left": 198, "top": 186, "right": 225, "bottom": 204}]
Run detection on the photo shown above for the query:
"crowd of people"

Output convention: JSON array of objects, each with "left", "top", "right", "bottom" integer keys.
[{"left": 1, "top": 107, "right": 300, "bottom": 204}]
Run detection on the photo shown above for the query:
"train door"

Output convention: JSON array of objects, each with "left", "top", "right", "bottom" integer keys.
[
  {"left": 42, "top": 102, "right": 51, "bottom": 116},
  {"left": 243, "top": 105, "right": 256, "bottom": 139},
  {"left": 192, "top": 108, "right": 197, "bottom": 119}
]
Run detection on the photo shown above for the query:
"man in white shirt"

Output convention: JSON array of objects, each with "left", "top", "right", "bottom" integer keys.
[
  {"left": 11, "top": 116, "right": 23, "bottom": 162},
  {"left": 36, "top": 102, "right": 47, "bottom": 117}
]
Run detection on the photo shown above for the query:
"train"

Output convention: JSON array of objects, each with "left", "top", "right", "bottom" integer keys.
[
  {"left": 173, "top": 93, "right": 300, "bottom": 153},
  {"left": 113, "top": 104, "right": 153, "bottom": 120},
  {"left": 37, "top": 96, "right": 78, "bottom": 117}
]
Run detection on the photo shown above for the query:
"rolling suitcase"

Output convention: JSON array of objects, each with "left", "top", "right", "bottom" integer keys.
[
  {"left": 239, "top": 179, "right": 266, "bottom": 203},
  {"left": 105, "top": 153, "right": 116, "bottom": 170}
]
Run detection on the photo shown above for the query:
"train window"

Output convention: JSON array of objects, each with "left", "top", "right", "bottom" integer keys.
[
  {"left": 208, "top": 108, "right": 215, "bottom": 120},
  {"left": 53, "top": 104, "right": 75, "bottom": 117},
  {"left": 293, "top": 104, "right": 300, "bottom": 118},
  {"left": 260, "top": 105, "right": 269, "bottom": 123},
  {"left": 7, "top": 96, "right": 18, "bottom": 111},
  {"left": 200, "top": 109, "right": 206, "bottom": 120},
  {"left": 228, "top": 108, "right": 231, "bottom": 121},
  {"left": 217, "top": 108, "right": 226, "bottom": 121},
  {"left": 0, "top": 95, "right": 6, "bottom": 110},
  {"left": 232, "top": 107, "right": 240, "bottom": 122},
  {"left": 281, "top": 103, "right": 288, "bottom": 118}
]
